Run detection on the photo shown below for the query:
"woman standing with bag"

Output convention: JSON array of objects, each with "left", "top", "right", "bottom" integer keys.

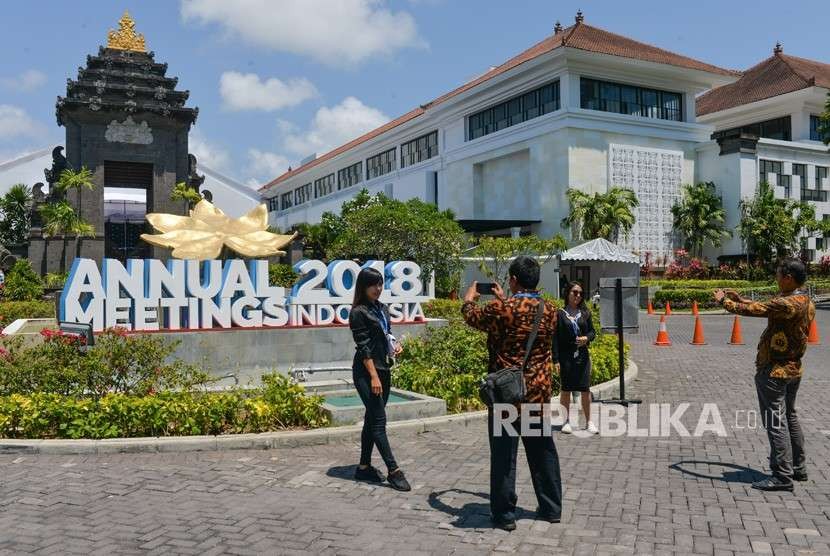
[
  {"left": 348, "top": 267, "right": 411, "bottom": 491},
  {"left": 554, "top": 282, "right": 597, "bottom": 435}
]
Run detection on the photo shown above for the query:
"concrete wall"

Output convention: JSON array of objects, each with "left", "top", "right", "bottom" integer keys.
[{"left": 157, "top": 320, "right": 442, "bottom": 384}]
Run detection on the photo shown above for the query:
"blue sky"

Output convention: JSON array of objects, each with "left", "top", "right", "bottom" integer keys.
[{"left": 1, "top": 0, "right": 828, "bottom": 188}]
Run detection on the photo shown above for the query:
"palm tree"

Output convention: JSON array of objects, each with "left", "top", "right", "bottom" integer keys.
[
  {"left": 671, "top": 182, "right": 731, "bottom": 259},
  {"left": 170, "top": 181, "right": 203, "bottom": 209},
  {"left": 561, "top": 187, "right": 638, "bottom": 242},
  {"left": 0, "top": 183, "right": 33, "bottom": 246},
  {"left": 38, "top": 201, "right": 95, "bottom": 238},
  {"left": 54, "top": 167, "right": 94, "bottom": 197}
]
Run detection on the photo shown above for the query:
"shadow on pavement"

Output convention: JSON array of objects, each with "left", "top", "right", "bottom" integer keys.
[
  {"left": 670, "top": 460, "right": 767, "bottom": 483},
  {"left": 427, "top": 488, "right": 533, "bottom": 529}
]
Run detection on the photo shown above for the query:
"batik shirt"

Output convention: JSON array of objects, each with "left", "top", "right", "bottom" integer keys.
[
  {"left": 722, "top": 290, "right": 815, "bottom": 378},
  {"left": 461, "top": 294, "right": 558, "bottom": 404}
]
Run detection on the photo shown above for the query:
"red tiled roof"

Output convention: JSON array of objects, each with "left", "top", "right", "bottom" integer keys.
[
  {"left": 260, "top": 21, "right": 737, "bottom": 192},
  {"left": 697, "top": 51, "right": 830, "bottom": 116}
]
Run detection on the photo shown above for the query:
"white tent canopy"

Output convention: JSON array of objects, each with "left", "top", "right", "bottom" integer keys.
[{"left": 560, "top": 238, "right": 639, "bottom": 264}]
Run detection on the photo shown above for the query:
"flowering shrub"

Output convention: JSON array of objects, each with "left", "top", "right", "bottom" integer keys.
[
  {"left": 818, "top": 255, "right": 830, "bottom": 277},
  {"left": 0, "top": 373, "right": 328, "bottom": 439},
  {"left": 0, "top": 328, "right": 209, "bottom": 399}
]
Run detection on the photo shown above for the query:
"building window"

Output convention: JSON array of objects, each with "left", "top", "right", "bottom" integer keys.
[
  {"left": 467, "top": 81, "right": 560, "bottom": 140},
  {"left": 817, "top": 237, "right": 825, "bottom": 251},
  {"left": 337, "top": 161, "right": 362, "bottom": 190},
  {"left": 817, "top": 166, "right": 828, "bottom": 189},
  {"left": 267, "top": 197, "right": 279, "bottom": 212},
  {"left": 811, "top": 115, "right": 829, "bottom": 142},
  {"left": 294, "top": 183, "right": 312, "bottom": 205},
  {"left": 580, "top": 78, "right": 682, "bottom": 121},
  {"left": 730, "top": 116, "right": 792, "bottom": 141},
  {"left": 314, "top": 174, "right": 335, "bottom": 198},
  {"left": 401, "top": 131, "right": 438, "bottom": 168},
  {"left": 281, "top": 192, "right": 293, "bottom": 211},
  {"left": 759, "top": 159, "right": 791, "bottom": 197},
  {"left": 366, "top": 148, "right": 396, "bottom": 179},
  {"left": 802, "top": 164, "right": 828, "bottom": 202}
]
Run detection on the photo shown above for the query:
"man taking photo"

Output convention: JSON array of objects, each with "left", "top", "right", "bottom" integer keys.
[
  {"left": 714, "top": 258, "right": 816, "bottom": 492},
  {"left": 462, "top": 256, "right": 562, "bottom": 530}
]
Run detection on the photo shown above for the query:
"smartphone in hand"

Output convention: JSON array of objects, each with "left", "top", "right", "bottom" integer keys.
[{"left": 476, "top": 282, "right": 496, "bottom": 295}]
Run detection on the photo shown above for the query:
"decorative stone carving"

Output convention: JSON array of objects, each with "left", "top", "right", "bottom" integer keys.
[
  {"left": 609, "top": 144, "right": 683, "bottom": 263},
  {"left": 44, "top": 146, "right": 68, "bottom": 186},
  {"left": 104, "top": 116, "right": 153, "bottom": 144},
  {"left": 187, "top": 154, "right": 206, "bottom": 190}
]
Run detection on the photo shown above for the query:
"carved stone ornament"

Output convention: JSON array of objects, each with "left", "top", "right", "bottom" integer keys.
[{"left": 105, "top": 116, "right": 153, "bottom": 145}]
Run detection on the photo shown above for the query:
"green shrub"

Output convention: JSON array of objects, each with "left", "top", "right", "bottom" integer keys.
[
  {"left": 269, "top": 263, "right": 298, "bottom": 288},
  {"left": 422, "top": 298, "right": 464, "bottom": 322},
  {"left": 653, "top": 286, "right": 779, "bottom": 309},
  {"left": 0, "top": 328, "right": 210, "bottom": 398},
  {"left": 0, "top": 300, "right": 55, "bottom": 329},
  {"left": 3, "top": 260, "right": 43, "bottom": 301},
  {"left": 587, "top": 334, "right": 628, "bottom": 385},
  {"left": 642, "top": 279, "right": 763, "bottom": 290},
  {"left": 43, "top": 272, "right": 68, "bottom": 289},
  {"left": 0, "top": 374, "right": 328, "bottom": 439}
]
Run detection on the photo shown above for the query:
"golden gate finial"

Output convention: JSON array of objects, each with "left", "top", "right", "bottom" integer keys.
[{"left": 107, "top": 11, "right": 146, "bottom": 52}]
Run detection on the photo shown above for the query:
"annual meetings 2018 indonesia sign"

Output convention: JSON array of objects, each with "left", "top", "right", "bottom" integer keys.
[{"left": 60, "top": 258, "right": 434, "bottom": 332}]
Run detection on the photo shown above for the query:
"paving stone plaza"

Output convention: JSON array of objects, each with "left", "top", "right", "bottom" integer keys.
[{"left": 0, "top": 309, "right": 828, "bottom": 555}]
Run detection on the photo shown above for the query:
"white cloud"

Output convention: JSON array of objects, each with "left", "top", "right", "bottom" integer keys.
[
  {"left": 0, "top": 70, "right": 47, "bottom": 92},
  {"left": 220, "top": 72, "right": 318, "bottom": 112},
  {"left": 189, "top": 131, "right": 231, "bottom": 173},
  {"left": 181, "top": 0, "right": 425, "bottom": 65},
  {"left": 0, "top": 105, "right": 44, "bottom": 140},
  {"left": 282, "top": 96, "right": 388, "bottom": 158},
  {"left": 247, "top": 148, "right": 290, "bottom": 181}
]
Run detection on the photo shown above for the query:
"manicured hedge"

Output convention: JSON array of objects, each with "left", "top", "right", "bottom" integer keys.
[
  {"left": 0, "top": 374, "right": 328, "bottom": 439},
  {"left": 0, "top": 300, "right": 55, "bottom": 329}
]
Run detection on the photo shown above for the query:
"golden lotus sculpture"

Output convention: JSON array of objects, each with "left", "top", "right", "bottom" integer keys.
[{"left": 141, "top": 200, "right": 297, "bottom": 260}]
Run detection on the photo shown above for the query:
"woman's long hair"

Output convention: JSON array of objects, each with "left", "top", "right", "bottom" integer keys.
[
  {"left": 563, "top": 281, "right": 588, "bottom": 312},
  {"left": 352, "top": 268, "right": 384, "bottom": 307}
]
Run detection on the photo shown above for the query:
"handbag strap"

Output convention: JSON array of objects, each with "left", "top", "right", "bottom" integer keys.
[{"left": 520, "top": 300, "right": 545, "bottom": 373}]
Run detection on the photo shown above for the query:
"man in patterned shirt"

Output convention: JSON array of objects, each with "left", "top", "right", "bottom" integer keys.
[
  {"left": 715, "top": 258, "right": 816, "bottom": 492},
  {"left": 462, "top": 256, "right": 562, "bottom": 530}
]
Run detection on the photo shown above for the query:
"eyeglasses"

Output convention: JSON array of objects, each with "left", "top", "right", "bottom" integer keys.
[{"left": 571, "top": 290, "right": 583, "bottom": 296}]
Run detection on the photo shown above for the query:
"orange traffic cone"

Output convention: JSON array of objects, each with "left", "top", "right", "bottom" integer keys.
[
  {"left": 664, "top": 301, "right": 672, "bottom": 316},
  {"left": 808, "top": 318, "right": 820, "bottom": 345},
  {"left": 647, "top": 299, "right": 655, "bottom": 315},
  {"left": 690, "top": 316, "right": 706, "bottom": 345},
  {"left": 654, "top": 315, "right": 672, "bottom": 346},
  {"left": 691, "top": 300, "right": 699, "bottom": 316},
  {"left": 728, "top": 315, "right": 745, "bottom": 345}
]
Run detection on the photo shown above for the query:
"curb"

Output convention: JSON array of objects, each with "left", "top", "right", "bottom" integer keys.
[{"left": 0, "top": 361, "right": 636, "bottom": 456}]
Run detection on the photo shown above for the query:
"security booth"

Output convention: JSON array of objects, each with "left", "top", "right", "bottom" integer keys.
[{"left": 557, "top": 238, "right": 640, "bottom": 299}]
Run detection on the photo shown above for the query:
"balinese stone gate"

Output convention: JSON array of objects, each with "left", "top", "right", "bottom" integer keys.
[{"left": 28, "top": 12, "right": 203, "bottom": 274}]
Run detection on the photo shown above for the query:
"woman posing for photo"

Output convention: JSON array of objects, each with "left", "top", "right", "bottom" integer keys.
[
  {"left": 348, "top": 268, "right": 411, "bottom": 491},
  {"left": 553, "top": 282, "right": 598, "bottom": 435}
]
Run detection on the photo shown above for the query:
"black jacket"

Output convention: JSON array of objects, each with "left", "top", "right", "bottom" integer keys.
[
  {"left": 552, "top": 307, "right": 596, "bottom": 364},
  {"left": 349, "top": 302, "right": 393, "bottom": 373}
]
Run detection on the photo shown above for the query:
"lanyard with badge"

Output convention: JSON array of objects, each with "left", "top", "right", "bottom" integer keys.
[{"left": 371, "top": 303, "right": 397, "bottom": 362}]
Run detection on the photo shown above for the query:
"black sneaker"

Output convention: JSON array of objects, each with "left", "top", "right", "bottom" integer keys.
[
  {"left": 535, "top": 511, "right": 561, "bottom": 523},
  {"left": 387, "top": 469, "right": 411, "bottom": 491},
  {"left": 751, "top": 477, "right": 794, "bottom": 492},
  {"left": 793, "top": 471, "right": 808, "bottom": 482},
  {"left": 354, "top": 465, "right": 384, "bottom": 483},
  {"left": 491, "top": 518, "right": 517, "bottom": 531}
]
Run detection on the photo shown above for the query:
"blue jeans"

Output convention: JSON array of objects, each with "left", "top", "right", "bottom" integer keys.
[{"left": 353, "top": 368, "right": 397, "bottom": 472}]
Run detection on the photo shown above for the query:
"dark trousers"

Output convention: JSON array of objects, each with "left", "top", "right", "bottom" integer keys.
[
  {"left": 755, "top": 371, "right": 805, "bottom": 484},
  {"left": 353, "top": 368, "right": 397, "bottom": 472},
  {"left": 488, "top": 408, "right": 563, "bottom": 522}
]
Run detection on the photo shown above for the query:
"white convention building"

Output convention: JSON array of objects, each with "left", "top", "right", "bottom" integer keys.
[{"left": 260, "top": 12, "right": 830, "bottom": 265}]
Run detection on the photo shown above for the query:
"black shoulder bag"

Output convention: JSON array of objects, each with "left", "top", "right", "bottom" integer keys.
[{"left": 478, "top": 300, "right": 544, "bottom": 407}]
